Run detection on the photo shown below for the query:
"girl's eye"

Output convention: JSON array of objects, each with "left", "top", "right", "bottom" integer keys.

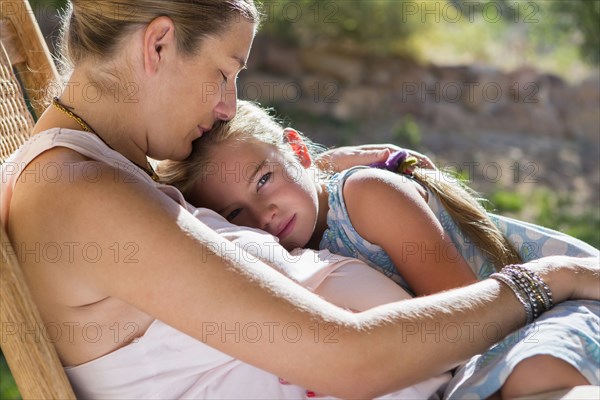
[
  {"left": 221, "top": 71, "right": 228, "bottom": 83},
  {"left": 257, "top": 172, "right": 272, "bottom": 189},
  {"left": 226, "top": 208, "right": 241, "bottom": 221}
]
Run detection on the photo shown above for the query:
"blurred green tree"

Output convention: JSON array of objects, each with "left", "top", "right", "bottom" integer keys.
[
  {"left": 261, "top": 0, "right": 599, "bottom": 65},
  {"left": 550, "top": 0, "right": 600, "bottom": 63},
  {"left": 260, "top": 0, "right": 424, "bottom": 56},
  {"left": 452, "top": 0, "right": 599, "bottom": 64}
]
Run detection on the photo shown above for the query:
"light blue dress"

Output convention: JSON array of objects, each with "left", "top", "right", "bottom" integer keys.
[{"left": 320, "top": 166, "right": 600, "bottom": 398}]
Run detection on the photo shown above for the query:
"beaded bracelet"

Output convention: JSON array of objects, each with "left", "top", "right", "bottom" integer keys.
[
  {"left": 490, "top": 271, "right": 534, "bottom": 323},
  {"left": 506, "top": 264, "right": 554, "bottom": 311},
  {"left": 506, "top": 265, "right": 542, "bottom": 319},
  {"left": 527, "top": 268, "right": 554, "bottom": 310},
  {"left": 490, "top": 264, "right": 554, "bottom": 324}
]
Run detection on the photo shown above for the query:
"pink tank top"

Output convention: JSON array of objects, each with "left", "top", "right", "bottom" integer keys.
[{"left": 0, "top": 128, "right": 448, "bottom": 399}]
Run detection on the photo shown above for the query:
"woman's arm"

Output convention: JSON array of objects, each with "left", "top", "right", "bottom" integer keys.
[
  {"left": 10, "top": 149, "right": 598, "bottom": 399},
  {"left": 342, "top": 168, "right": 478, "bottom": 295}
]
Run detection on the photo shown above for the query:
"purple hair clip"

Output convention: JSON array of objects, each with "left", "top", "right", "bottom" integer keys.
[{"left": 369, "top": 149, "right": 418, "bottom": 174}]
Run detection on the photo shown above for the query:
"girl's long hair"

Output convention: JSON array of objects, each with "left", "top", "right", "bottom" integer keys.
[{"left": 412, "top": 168, "right": 522, "bottom": 270}]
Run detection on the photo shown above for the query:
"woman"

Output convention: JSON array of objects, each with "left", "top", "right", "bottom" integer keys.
[{"left": 1, "top": 1, "right": 598, "bottom": 398}]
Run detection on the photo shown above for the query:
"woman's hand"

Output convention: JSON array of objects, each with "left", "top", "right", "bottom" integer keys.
[
  {"left": 316, "top": 144, "right": 435, "bottom": 172},
  {"left": 524, "top": 256, "right": 600, "bottom": 303},
  {"left": 569, "top": 257, "right": 600, "bottom": 301}
]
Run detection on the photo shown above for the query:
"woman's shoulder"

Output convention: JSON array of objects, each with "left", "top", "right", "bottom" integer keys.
[
  {"left": 8, "top": 129, "right": 135, "bottom": 196},
  {"left": 7, "top": 127, "right": 157, "bottom": 194},
  {"left": 4, "top": 128, "right": 112, "bottom": 172},
  {"left": 6, "top": 129, "right": 166, "bottom": 240}
]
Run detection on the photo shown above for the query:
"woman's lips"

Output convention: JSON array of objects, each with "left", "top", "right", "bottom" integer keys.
[
  {"left": 196, "top": 125, "right": 212, "bottom": 138},
  {"left": 276, "top": 215, "right": 296, "bottom": 239}
]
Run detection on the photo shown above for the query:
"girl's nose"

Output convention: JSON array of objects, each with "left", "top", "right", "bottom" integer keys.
[{"left": 258, "top": 203, "right": 278, "bottom": 233}]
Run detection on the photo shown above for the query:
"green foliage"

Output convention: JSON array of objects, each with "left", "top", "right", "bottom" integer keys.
[
  {"left": 452, "top": 0, "right": 519, "bottom": 21},
  {"left": 532, "top": 189, "right": 600, "bottom": 248},
  {"left": 260, "top": 0, "right": 425, "bottom": 56},
  {"left": 27, "top": 0, "right": 67, "bottom": 8},
  {"left": 393, "top": 115, "right": 421, "bottom": 148},
  {"left": 548, "top": 0, "right": 600, "bottom": 63},
  {"left": 260, "top": 0, "right": 599, "bottom": 66},
  {"left": 450, "top": 0, "right": 599, "bottom": 65},
  {"left": 0, "top": 352, "right": 20, "bottom": 400},
  {"left": 489, "top": 188, "right": 599, "bottom": 248},
  {"left": 490, "top": 190, "right": 525, "bottom": 213}
]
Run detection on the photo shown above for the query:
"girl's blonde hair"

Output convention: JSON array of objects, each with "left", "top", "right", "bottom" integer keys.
[
  {"left": 157, "top": 100, "right": 323, "bottom": 197},
  {"left": 411, "top": 169, "right": 522, "bottom": 270},
  {"left": 58, "top": 0, "right": 259, "bottom": 85},
  {"left": 159, "top": 100, "right": 521, "bottom": 270}
]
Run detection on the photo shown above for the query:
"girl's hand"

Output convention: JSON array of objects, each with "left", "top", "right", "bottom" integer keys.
[{"left": 316, "top": 144, "right": 434, "bottom": 172}]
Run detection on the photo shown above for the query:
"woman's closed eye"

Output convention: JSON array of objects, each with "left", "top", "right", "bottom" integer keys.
[{"left": 220, "top": 71, "right": 228, "bottom": 84}]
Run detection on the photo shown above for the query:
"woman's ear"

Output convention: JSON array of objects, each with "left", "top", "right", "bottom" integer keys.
[
  {"left": 284, "top": 128, "right": 312, "bottom": 168},
  {"left": 143, "top": 16, "right": 176, "bottom": 75}
]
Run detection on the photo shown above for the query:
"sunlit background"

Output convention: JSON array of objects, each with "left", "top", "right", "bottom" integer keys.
[{"left": 1, "top": 1, "right": 599, "bottom": 397}]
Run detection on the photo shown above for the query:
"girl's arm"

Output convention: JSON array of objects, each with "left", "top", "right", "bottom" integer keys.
[
  {"left": 342, "top": 168, "right": 478, "bottom": 295},
  {"left": 11, "top": 149, "right": 598, "bottom": 399}
]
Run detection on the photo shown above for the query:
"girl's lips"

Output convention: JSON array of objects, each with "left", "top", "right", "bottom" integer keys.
[{"left": 277, "top": 215, "right": 296, "bottom": 239}]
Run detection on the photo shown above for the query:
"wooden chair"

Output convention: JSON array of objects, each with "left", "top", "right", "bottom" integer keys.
[
  {"left": 1, "top": 0, "right": 76, "bottom": 397},
  {"left": 0, "top": 1, "right": 598, "bottom": 399}
]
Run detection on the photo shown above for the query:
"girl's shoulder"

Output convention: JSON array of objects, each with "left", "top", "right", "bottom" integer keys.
[
  {"left": 327, "top": 165, "right": 371, "bottom": 194},
  {"left": 338, "top": 166, "right": 428, "bottom": 218},
  {"left": 340, "top": 166, "right": 418, "bottom": 194}
]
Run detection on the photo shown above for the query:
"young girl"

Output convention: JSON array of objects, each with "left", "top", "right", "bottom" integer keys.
[
  {"left": 158, "top": 100, "right": 599, "bottom": 398},
  {"left": 158, "top": 101, "right": 598, "bottom": 297}
]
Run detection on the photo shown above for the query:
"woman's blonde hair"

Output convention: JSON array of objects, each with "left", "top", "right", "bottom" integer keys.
[
  {"left": 58, "top": 0, "right": 259, "bottom": 84},
  {"left": 159, "top": 100, "right": 521, "bottom": 270}
]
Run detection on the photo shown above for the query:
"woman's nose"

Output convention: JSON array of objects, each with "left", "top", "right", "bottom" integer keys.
[{"left": 214, "top": 82, "right": 237, "bottom": 121}]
